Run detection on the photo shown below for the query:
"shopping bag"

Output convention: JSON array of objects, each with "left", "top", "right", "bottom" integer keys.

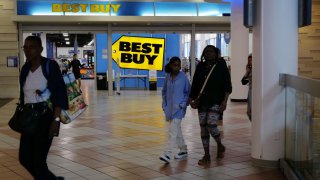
[{"left": 60, "top": 73, "right": 87, "bottom": 124}]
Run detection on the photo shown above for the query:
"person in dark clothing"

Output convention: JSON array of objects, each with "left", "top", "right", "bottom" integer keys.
[
  {"left": 19, "top": 36, "right": 68, "bottom": 180},
  {"left": 69, "top": 54, "right": 82, "bottom": 89},
  {"left": 241, "top": 54, "right": 252, "bottom": 121},
  {"left": 189, "top": 45, "right": 232, "bottom": 165}
]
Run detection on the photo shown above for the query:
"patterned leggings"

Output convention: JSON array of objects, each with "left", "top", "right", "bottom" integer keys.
[{"left": 198, "top": 104, "right": 220, "bottom": 149}]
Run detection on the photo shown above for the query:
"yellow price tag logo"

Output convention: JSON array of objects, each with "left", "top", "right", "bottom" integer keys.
[{"left": 112, "top": 36, "right": 165, "bottom": 71}]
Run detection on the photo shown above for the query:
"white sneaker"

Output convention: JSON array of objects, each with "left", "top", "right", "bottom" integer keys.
[
  {"left": 174, "top": 152, "right": 188, "bottom": 159},
  {"left": 159, "top": 154, "right": 170, "bottom": 163}
]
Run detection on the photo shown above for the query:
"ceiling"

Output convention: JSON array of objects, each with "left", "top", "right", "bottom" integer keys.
[{"left": 46, "top": 33, "right": 94, "bottom": 48}]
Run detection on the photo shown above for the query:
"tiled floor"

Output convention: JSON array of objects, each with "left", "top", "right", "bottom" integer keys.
[{"left": 0, "top": 80, "right": 286, "bottom": 180}]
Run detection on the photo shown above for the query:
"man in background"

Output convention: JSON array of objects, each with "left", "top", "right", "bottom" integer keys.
[{"left": 69, "top": 54, "right": 83, "bottom": 89}]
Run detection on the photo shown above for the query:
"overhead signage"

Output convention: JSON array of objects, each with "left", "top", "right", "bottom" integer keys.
[
  {"left": 17, "top": 1, "right": 230, "bottom": 16},
  {"left": 112, "top": 36, "right": 165, "bottom": 71},
  {"left": 52, "top": 4, "right": 120, "bottom": 13}
]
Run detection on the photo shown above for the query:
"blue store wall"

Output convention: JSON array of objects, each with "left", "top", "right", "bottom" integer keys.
[{"left": 96, "top": 33, "right": 180, "bottom": 89}]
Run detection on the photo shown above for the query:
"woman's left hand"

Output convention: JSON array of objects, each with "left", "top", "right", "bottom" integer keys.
[
  {"left": 49, "top": 121, "right": 60, "bottom": 138},
  {"left": 219, "top": 101, "right": 227, "bottom": 113}
]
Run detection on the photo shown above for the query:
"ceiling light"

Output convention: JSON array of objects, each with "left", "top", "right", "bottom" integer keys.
[
  {"left": 65, "top": 38, "right": 69, "bottom": 41},
  {"left": 66, "top": 41, "right": 70, "bottom": 45},
  {"left": 63, "top": 33, "right": 68, "bottom": 37}
]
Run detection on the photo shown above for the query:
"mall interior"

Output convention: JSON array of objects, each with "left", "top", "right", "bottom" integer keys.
[{"left": 0, "top": 0, "right": 319, "bottom": 179}]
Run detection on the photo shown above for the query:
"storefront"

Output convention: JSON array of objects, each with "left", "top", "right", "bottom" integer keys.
[{"left": 13, "top": 0, "right": 231, "bottom": 93}]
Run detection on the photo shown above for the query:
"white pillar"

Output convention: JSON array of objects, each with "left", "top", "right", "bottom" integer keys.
[
  {"left": 53, "top": 42, "right": 57, "bottom": 59},
  {"left": 108, "top": 24, "right": 113, "bottom": 96},
  {"left": 40, "top": 33, "right": 47, "bottom": 57},
  {"left": 190, "top": 24, "right": 196, "bottom": 81},
  {"left": 230, "top": 0, "right": 249, "bottom": 101},
  {"left": 251, "top": 0, "right": 298, "bottom": 166}
]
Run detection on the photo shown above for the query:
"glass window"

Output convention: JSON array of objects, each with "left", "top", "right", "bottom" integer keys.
[
  {"left": 207, "top": 38, "right": 216, "bottom": 46},
  {"left": 155, "top": 2, "right": 197, "bottom": 16},
  {"left": 196, "top": 40, "right": 201, "bottom": 59},
  {"left": 221, "top": 34, "right": 229, "bottom": 57},
  {"left": 198, "top": 3, "right": 231, "bottom": 16}
]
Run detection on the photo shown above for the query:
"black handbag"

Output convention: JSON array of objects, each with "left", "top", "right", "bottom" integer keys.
[
  {"left": 241, "top": 76, "right": 249, "bottom": 85},
  {"left": 8, "top": 104, "right": 42, "bottom": 134}
]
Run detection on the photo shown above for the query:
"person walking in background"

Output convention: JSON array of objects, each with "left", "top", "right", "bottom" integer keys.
[
  {"left": 241, "top": 54, "right": 252, "bottom": 121},
  {"left": 160, "top": 56, "right": 191, "bottom": 163},
  {"left": 19, "top": 36, "right": 68, "bottom": 179},
  {"left": 69, "top": 54, "right": 82, "bottom": 89},
  {"left": 189, "top": 45, "right": 232, "bottom": 165}
]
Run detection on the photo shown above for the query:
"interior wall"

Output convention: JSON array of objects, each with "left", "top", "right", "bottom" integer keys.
[
  {"left": 0, "top": 0, "right": 19, "bottom": 98},
  {"left": 298, "top": 0, "right": 320, "bottom": 79}
]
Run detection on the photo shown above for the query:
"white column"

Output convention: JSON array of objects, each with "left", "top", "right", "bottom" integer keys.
[
  {"left": 230, "top": 0, "right": 249, "bottom": 101},
  {"left": 190, "top": 24, "right": 196, "bottom": 81},
  {"left": 251, "top": 0, "right": 298, "bottom": 165},
  {"left": 53, "top": 42, "right": 57, "bottom": 59},
  {"left": 40, "top": 33, "right": 47, "bottom": 57},
  {"left": 107, "top": 24, "right": 113, "bottom": 96}
]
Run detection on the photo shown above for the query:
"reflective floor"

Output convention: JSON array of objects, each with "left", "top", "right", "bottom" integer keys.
[{"left": 0, "top": 80, "right": 286, "bottom": 180}]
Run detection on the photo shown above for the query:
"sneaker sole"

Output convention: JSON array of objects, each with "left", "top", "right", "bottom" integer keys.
[
  {"left": 159, "top": 157, "right": 170, "bottom": 163},
  {"left": 174, "top": 155, "right": 188, "bottom": 159}
]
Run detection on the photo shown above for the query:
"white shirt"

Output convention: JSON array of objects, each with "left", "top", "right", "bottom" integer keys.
[{"left": 23, "top": 67, "right": 51, "bottom": 104}]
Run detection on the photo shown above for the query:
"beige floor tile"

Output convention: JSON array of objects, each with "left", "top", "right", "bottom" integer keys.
[{"left": 0, "top": 80, "right": 286, "bottom": 180}]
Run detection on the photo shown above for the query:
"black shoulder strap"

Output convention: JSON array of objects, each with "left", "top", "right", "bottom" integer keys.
[
  {"left": 196, "top": 63, "right": 217, "bottom": 99},
  {"left": 41, "top": 59, "right": 50, "bottom": 80}
]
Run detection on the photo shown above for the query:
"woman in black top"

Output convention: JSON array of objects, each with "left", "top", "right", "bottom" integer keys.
[
  {"left": 20, "top": 36, "right": 68, "bottom": 180},
  {"left": 189, "top": 45, "right": 232, "bottom": 165}
]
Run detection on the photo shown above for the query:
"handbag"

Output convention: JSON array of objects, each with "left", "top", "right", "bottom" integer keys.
[
  {"left": 8, "top": 104, "right": 42, "bottom": 134},
  {"left": 190, "top": 63, "right": 217, "bottom": 109},
  {"left": 241, "top": 76, "right": 249, "bottom": 85}
]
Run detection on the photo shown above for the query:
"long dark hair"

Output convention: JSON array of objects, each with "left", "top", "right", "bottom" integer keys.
[
  {"left": 200, "top": 45, "right": 217, "bottom": 62},
  {"left": 165, "top": 56, "right": 181, "bottom": 73}
]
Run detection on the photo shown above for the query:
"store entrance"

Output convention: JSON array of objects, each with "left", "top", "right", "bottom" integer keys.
[
  {"left": 23, "top": 32, "right": 95, "bottom": 80},
  {"left": 21, "top": 29, "right": 229, "bottom": 93},
  {"left": 51, "top": 33, "right": 95, "bottom": 79}
]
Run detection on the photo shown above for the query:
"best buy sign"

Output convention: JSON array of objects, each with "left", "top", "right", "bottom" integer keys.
[{"left": 112, "top": 36, "right": 165, "bottom": 70}]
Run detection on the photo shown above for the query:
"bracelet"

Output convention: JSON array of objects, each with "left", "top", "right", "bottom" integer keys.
[{"left": 54, "top": 117, "right": 60, "bottom": 122}]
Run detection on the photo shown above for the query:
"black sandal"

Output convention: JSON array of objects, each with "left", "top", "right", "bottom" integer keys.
[{"left": 198, "top": 155, "right": 211, "bottom": 165}]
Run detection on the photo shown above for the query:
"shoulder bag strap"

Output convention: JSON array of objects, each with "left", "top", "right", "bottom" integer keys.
[{"left": 196, "top": 63, "right": 217, "bottom": 99}]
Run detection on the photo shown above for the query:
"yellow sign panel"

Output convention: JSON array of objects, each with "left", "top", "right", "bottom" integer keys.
[
  {"left": 52, "top": 4, "right": 121, "bottom": 13},
  {"left": 112, "top": 36, "right": 165, "bottom": 71}
]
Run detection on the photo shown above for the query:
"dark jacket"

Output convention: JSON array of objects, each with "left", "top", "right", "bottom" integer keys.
[
  {"left": 189, "top": 59, "right": 232, "bottom": 107},
  {"left": 69, "top": 59, "right": 82, "bottom": 78},
  {"left": 20, "top": 57, "right": 69, "bottom": 110}
]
